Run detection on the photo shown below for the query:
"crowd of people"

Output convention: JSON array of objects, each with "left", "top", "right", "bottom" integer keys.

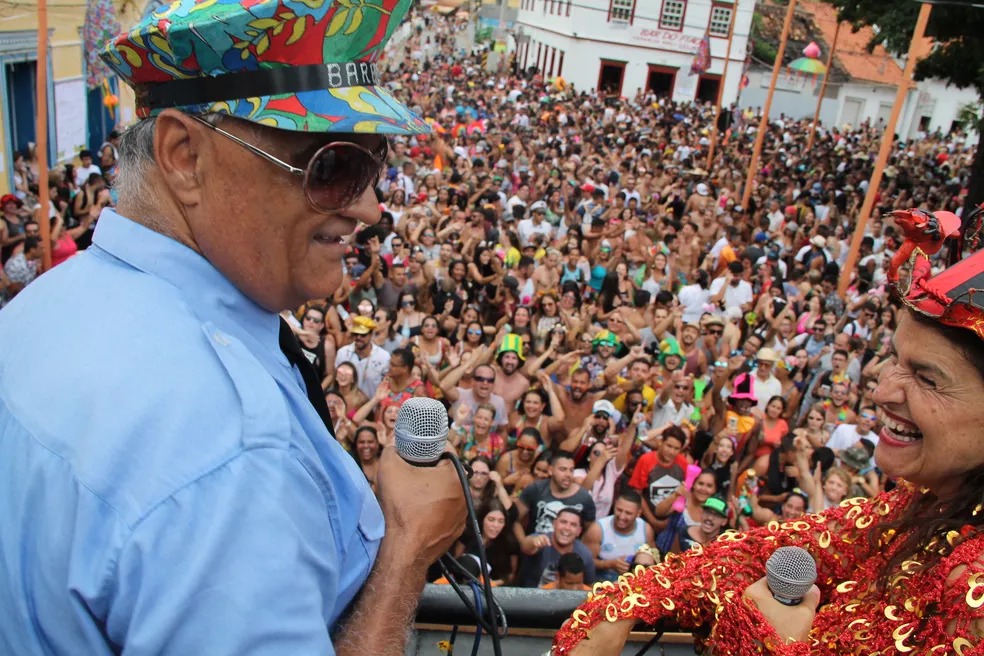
[{"left": 2, "top": 9, "right": 978, "bottom": 592}]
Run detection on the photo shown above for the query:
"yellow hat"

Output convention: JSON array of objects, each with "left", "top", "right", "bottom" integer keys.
[{"left": 350, "top": 316, "right": 377, "bottom": 335}]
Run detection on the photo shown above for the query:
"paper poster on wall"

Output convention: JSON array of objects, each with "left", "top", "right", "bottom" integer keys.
[
  {"left": 674, "top": 73, "right": 697, "bottom": 102},
  {"left": 55, "top": 78, "right": 87, "bottom": 163}
]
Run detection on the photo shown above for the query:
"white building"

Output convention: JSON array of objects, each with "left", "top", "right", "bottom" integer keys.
[
  {"left": 738, "top": 0, "right": 978, "bottom": 139},
  {"left": 512, "top": 0, "right": 755, "bottom": 105}
]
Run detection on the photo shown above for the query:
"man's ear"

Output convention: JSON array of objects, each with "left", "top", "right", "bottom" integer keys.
[{"left": 154, "top": 110, "right": 206, "bottom": 208}]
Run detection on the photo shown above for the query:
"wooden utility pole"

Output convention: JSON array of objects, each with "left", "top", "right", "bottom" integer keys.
[
  {"left": 741, "top": 0, "right": 798, "bottom": 209},
  {"left": 705, "top": 7, "right": 738, "bottom": 170},
  {"left": 837, "top": 2, "right": 932, "bottom": 297},
  {"left": 806, "top": 20, "right": 841, "bottom": 152},
  {"left": 36, "top": 0, "right": 52, "bottom": 270}
]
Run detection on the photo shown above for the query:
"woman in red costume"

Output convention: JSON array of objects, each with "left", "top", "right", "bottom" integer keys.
[{"left": 553, "top": 208, "right": 984, "bottom": 655}]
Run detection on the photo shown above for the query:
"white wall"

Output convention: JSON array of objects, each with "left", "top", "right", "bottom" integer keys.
[
  {"left": 514, "top": 0, "right": 753, "bottom": 105},
  {"left": 737, "top": 64, "right": 979, "bottom": 140}
]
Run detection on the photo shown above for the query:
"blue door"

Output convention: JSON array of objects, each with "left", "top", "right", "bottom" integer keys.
[
  {"left": 5, "top": 60, "right": 36, "bottom": 155},
  {"left": 87, "top": 76, "right": 118, "bottom": 153}
]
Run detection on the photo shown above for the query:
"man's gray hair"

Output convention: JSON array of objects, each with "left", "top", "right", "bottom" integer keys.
[{"left": 114, "top": 113, "right": 223, "bottom": 213}]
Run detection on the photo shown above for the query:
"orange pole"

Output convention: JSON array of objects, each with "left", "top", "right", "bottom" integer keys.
[
  {"left": 705, "top": 6, "right": 738, "bottom": 170},
  {"left": 837, "top": 1, "right": 932, "bottom": 297},
  {"left": 806, "top": 21, "right": 841, "bottom": 152},
  {"left": 36, "top": 0, "right": 52, "bottom": 271},
  {"left": 741, "top": 0, "right": 798, "bottom": 210}
]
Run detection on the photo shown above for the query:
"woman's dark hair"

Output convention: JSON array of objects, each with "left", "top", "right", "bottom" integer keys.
[
  {"left": 472, "top": 500, "right": 519, "bottom": 580},
  {"left": 391, "top": 347, "right": 415, "bottom": 370},
  {"left": 352, "top": 425, "right": 382, "bottom": 461},
  {"left": 872, "top": 312, "right": 984, "bottom": 601},
  {"left": 517, "top": 426, "right": 544, "bottom": 446},
  {"left": 468, "top": 456, "right": 498, "bottom": 510},
  {"left": 599, "top": 271, "right": 620, "bottom": 313}
]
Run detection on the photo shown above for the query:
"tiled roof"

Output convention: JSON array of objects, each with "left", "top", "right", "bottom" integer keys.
[{"left": 799, "top": 0, "right": 904, "bottom": 86}]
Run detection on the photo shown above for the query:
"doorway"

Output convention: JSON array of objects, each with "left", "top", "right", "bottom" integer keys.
[
  {"left": 5, "top": 60, "right": 37, "bottom": 155},
  {"left": 597, "top": 60, "right": 626, "bottom": 97},
  {"left": 696, "top": 75, "right": 720, "bottom": 104},
  {"left": 646, "top": 66, "right": 676, "bottom": 98}
]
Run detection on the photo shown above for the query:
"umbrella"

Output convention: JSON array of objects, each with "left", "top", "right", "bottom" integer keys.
[{"left": 788, "top": 57, "right": 827, "bottom": 76}]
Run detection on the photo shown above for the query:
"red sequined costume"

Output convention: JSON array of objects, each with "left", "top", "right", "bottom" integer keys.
[{"left": 553, "top": 483, "right": 984, "bottom": 655}]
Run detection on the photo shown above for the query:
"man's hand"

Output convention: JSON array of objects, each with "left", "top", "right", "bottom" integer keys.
[
  {"left": 375, "top": 448, "right": 467, "bottom": 568},
  {"left": 742, "top": 576, "right": 819, "bottom": 644}
]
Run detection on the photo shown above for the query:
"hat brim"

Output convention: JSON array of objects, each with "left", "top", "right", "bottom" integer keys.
[
  {"left": 168, "top": 84, "right": 430, "bottom": 135},
  {"left": 350, "top": 327, "right": 372, "bottom": 335}
]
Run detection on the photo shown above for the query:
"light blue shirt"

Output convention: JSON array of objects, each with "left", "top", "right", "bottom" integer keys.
[{"left": 0, "top": 209, "right": 384, "bottom": 654}]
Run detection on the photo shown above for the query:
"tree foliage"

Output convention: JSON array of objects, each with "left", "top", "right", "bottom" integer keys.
[{"left": 827, "top": 0, "right": 984, "bottom": 97}]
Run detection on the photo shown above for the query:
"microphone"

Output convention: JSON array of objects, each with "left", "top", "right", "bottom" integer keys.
[
  {"left": 765, "top": 546, "right": 817, "bottom": 607},
  {"left": 394, "top": 397, "right": 450, "bottom": 465},
  {"left": 393, "top": 396, "right": 504, "bottom": 655}
]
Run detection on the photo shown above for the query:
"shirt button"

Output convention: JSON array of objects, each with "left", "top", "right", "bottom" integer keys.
[{"left": 213, "top": 331, "right": 231, "bottom": 347}]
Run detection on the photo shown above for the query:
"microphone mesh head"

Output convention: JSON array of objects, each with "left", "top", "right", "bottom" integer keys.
[
  {"left": 765, "top": 546, "right": 817, "bottom": 601},
  {"left": 394, "top": 397, "right": 450, "bottom": 464}
]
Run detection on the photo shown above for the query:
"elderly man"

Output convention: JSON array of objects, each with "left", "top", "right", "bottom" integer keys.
[{"left": 0, "top": 2, "right": 466, "bottom": 654}]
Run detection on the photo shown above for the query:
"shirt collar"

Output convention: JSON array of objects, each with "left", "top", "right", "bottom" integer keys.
[{"left": 92, "top": 209, "right": 279, "bottom": 347}]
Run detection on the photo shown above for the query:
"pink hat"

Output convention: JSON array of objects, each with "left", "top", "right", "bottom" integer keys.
[{"left": 728, "top": 372, "right": 757, "bottom": 405}]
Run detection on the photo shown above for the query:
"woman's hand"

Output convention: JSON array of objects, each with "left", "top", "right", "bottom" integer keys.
[{"left": 741, "top": 577, "right": 819, "bottom": 644}]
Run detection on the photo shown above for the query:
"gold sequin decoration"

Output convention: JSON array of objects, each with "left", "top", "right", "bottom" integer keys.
[
  {"left": 767, "top": 520, "right": 780, "bottom": 532},
  {"left": 660, "top": 598, "right": 675, "bottom": 610},
  {"left": 654, "top": 572, "right": 671, "bottom": 589},
  {"left": 571, "top": 609, "right": 588, "bottom": 627},
  {"left": 619, "top": 593, "right": 649, "bottom": 613},
  {"left": 848, "top": 619, "right": 869, "bottom": 630},
  {"left": 966, "top": 572, "right": 984, "bottom": 608},
  {"left": 818, "top": 531, "right": 831, "bottom": 548},
  {"left": 836, "top": 580, "right": 857, "bottom": 593},
  {"left": 893, "top": 623, "right": 916, "bottom": 652},
  {"left": 884, "top": 605, "right": 902, "bottom": 621},
  {"left": 604, "top": 603, "right": 619, "bottom": 622},
  {"left": 855, "top": 515, "right": 874, "bottom": 529},
  {"left": 954, "top": 637, "right": 972, "bottom": 655},
  {"left": 901, "top": 560, "right": 923, "bottom": 574}
]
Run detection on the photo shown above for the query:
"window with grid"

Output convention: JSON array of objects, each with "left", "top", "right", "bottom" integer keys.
[
  {"left": 709, "top": 5, "right": 733, "bottom": 36},
  {"left": 610, "top": 0, "right": 634, "bottom": 22},
  {"left": 659, "top": 0, "right": 685, "bottom": 30}
]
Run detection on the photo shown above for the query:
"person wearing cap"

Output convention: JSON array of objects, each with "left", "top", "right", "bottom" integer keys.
[
  {"left": 336, "top": 315, "right": 393, "bottom": 399},
  {"left": 752, "top": 348, "right": 782, "bottom": 413},
  {"left": 492, "top": 333, "right": 532, "bottom": 410},
  {"left": 562, "top": 399, "right": 621, "bottom": 468},
  {"left": 0, "top": 3, "right": 468, "bottom": 653},
  {"left": 517, "top": 199, "right": 553, "bottom": 248},
  {"left": 795, "top": 233, "right": 831, "bottom": 269},
  {"left": 676, "top": 496, "right": 731, "bottom": 552}
]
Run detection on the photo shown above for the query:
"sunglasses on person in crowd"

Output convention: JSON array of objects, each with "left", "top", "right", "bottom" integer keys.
[
  {"left": 473, "top": 375, "right": 495, "bottom": 384},
  {"left": 517, "top": 445, "right": 538, "bottom": 452},
  {"left": 402, "top": 299, "right": 416, "bottom": 306},
  {"left": 191, "top": 115, "right": 387, "bottom": 212},
  {"left": 304, "top": 314, "right": 324, "bottom": 322},
  {"left": 594, "top": 412, "right": 610, "bottom": 420},
  {"left": 467, "top": 328, "right": 483, "bottom": 336}
]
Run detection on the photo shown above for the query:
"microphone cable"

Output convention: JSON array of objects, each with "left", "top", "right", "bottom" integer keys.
[
  {"left": 439, "top": 451, "right": 504, "bottom": 656},
  {"left": 469, "top": 580, "right": 483, "bottom": 656}
]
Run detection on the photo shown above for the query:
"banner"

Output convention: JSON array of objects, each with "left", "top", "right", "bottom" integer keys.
[{"left": 689, "top": 31, "right": 711, "bottom": 76}]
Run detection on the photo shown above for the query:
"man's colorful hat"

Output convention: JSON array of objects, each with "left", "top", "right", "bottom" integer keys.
[
  {"left": 497, "top": 333, "right": 526, "bottom": 362},
  {"left": 728, "top": 372, "right": 757, "bottom": 404},
  {"left": 99, "top": 0, "right": 429, "bottom": 134},
  {"left": 350, "top": 315, "right": 377, "bottom": 334},
  {"left": 591, "top": 329, "right": 620, "bottom": 349},
  {"left": 658, "top": 336, "right": 686, "bottom": 368},
  {"left": 890, "top": 206, "right": 984, "bottom": 341}
]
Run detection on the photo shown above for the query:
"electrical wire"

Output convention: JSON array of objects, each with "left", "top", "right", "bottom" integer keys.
[
  {"left": 438, "top": 450, "right": 504, "bottom": 656},
  {"left": 469, "top": 581, "right": 483, "bottom": 656}
]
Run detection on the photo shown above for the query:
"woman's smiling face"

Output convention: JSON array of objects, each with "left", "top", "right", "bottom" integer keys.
[{"left": 872, "top": 313, "right": 984, "bottom": 498}]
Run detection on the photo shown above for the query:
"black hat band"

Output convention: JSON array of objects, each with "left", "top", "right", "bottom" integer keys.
[{"left": 136, "top": 60, "right": 382, "bottom": 111}]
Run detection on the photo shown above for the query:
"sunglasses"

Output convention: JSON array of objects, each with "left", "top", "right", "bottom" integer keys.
[
  {"left": 467, "top": 329, "right": 483, "bottom": 335},
  {"left": 517, "top": 445, "right": 538, "bottom": 452},
  {"left": 594, "top": 412, "right": 610, "bottom": 420},
  {"left": 706, "top": 328, "right": 723, "bottom": 335},
  {"left": 473, "top": 375, "right": 495, "bottom": 384},
  {"left": 402, "top": 299, "right": 416, "bottom": 306},
  {"left": 304, "top": 315, "right": 324, "bottom": 323},
  {"left": 861, "top": 413, "right": 877, "bottom": 421},
  {"left": 192, "top": 115, "right": 387, "bottom": 212}
]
